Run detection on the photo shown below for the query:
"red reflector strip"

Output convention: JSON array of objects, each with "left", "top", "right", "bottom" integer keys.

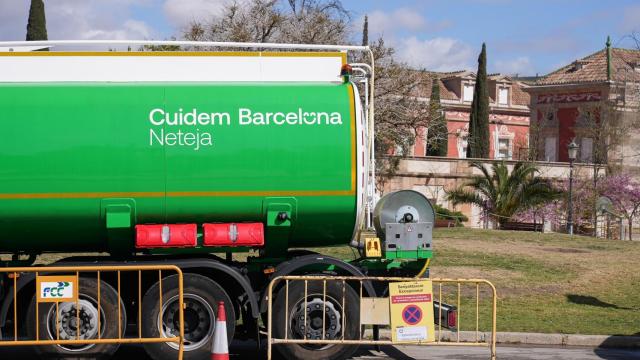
[
  {"left": 203, "top": 223, "right": 264, "bottom": 247},
  {"left": 135, "top": 224, "right": 197, "bottom": 248},
  {"left": 447, "top": 310, "right": 457, "bottom": 329}
]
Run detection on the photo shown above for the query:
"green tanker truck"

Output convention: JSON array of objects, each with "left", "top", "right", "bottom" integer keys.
[{"left": 0, "top": 41, "right": 436, "bottom": 360}]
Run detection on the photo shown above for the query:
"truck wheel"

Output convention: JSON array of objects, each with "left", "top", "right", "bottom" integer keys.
[
  {"left": 272, "top": 280, "right": 360, "bottom": 360},
  {"left": 26, "top": 277, "right": 126, "bottom": 359},
  {"left": 142, "top": 273, "right": 235, "bottom": 360}
]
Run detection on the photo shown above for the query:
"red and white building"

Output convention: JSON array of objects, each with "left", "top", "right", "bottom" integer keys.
[
  {"left": 524, "top": 41, "right": 640, "bottom": 169},
  {"left": 384, "top": 71, "right": 534, "bottom": 227},
  {"left": 386, "top": 42, "right": 640, "bottom": 229},
  {"left": 410, "top": 71, "right": 531, "bottom": 160}
]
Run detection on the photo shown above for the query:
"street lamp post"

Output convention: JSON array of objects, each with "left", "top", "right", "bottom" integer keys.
[{"left": 567, "top": 140, "right": 579, "bottom": 235}]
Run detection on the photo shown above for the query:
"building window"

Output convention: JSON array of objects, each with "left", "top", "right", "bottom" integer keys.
[
  {"left": 544, "top": 137, "right": 557, "bottom": 162},
  {"left": 580, "top": 138, "right": 593, "bottom": 163},
  {"left": 496, "top": 138, "right": 511, "bottom": 159},
  {"left": 463, "top": 84, "right": 474, "bottom": 102},
  {"left": 498, "top": 87, "right": 509, "bottom": 105}
]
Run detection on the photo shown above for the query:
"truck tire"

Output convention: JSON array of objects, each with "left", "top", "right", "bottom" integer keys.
[
  {"left": 142, "top": 273, "right": 235, "bottom": 360},
  {"left": 26, "top": 277, "right": 126, "bottom": 359},
  {"left": 272, "top": 279, "right": 360, "bottom": 360}
]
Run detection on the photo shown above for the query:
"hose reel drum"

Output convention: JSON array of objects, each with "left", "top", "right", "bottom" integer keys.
[{"left": 373, "top": 190, "right": 435, "bottom": 255}]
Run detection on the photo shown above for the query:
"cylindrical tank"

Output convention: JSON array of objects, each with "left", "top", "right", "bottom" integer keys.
[{"left": 0, "top": 82, "right": 364, "bottom": 253}]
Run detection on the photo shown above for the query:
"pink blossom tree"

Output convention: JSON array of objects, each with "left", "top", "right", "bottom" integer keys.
[
  {"left": 514, "top": 177, "right": 595, "bottom": 232},
  {"left": 515, "top": 173, "right": 640, "bottom": 239},
  {"left": 598, "top": 173, "right": 640, "bottom": 240}
]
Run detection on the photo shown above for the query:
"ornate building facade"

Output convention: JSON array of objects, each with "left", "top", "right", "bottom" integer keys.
[
  {"left": 410, "top": 71, "right": 531, "bottom": 160},
  {"left": 524, "top": 39, "right": 640, "bottom": 170},
  {"left": 384, "top": 71, "right": 533, "bottom": 227}
]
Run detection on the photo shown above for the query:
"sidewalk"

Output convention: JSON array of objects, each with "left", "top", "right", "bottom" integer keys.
[
  {"left": 372, "top": 329, "right": 640, "bottom": 348},
  {"left": 351, "top": 345, "right": 640, "bottom": 360}
]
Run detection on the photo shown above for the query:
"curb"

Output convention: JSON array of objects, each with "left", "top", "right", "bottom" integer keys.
[{"left": 369, "top": 329, "right": 640, "bottom": 348}]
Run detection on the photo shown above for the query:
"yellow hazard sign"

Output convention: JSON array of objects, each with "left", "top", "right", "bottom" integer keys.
[{"left": 388, "top": 280, "right": 435, "bottom": 343}]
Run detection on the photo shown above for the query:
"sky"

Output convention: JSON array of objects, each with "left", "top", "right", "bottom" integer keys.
[{"left": 1, "top": 0, "right": 640, "bottom": 76}]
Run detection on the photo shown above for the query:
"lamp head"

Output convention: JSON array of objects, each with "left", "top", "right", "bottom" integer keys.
[{"left": 568, "top": 140, "right": 579, "bottom": 161}]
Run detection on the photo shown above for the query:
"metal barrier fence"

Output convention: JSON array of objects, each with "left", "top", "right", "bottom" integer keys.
[
  {"left": 0, "top": 265, "right": 184, "bottom": 360},
  {"left": 267, "top": 276, "right": 497, "bottom": 360}
]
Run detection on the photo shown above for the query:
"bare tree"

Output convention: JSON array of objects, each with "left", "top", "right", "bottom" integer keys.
[
  {"left": 182, "top": 0, "right": 348, "bottom": 45},
  {"left": 530, "top": 100, "right": 632, "bottom": 234},
  {"left": 573, "top": 69, "right": 640, "bottom": 232},
  {"left": 282, "top": 0, "right": 350, "bottom": 44},
  {"left": 364, "top": 38, "right": 431, "bottom": 192},
  {"left": 527, "top": 105, "right": 555, "bottom": 161}
]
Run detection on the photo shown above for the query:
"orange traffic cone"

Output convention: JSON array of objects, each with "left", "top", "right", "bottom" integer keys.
[{"left": 211, "top": 301, "right": 229, "bottom": 360}]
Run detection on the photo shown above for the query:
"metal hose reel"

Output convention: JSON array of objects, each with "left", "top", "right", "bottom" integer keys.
[
  {"left": 373, "top": 190, "right": 435, "bottom": 237},
  {"left": 372, "top": 190, "right": 434, "bottom": 257}
]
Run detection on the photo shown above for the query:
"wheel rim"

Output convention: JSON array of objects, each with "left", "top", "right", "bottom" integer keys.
[
  {"left": 45, "top": 297, "right": 104, "bottom": 352},
  {"left": 159, "top": 294, "right": 215, "bottom": 351},
  {"left": 289, "top": 293, "right": 343, "bottom": 350}
]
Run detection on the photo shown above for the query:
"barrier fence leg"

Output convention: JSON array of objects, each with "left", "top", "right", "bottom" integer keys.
[{"left": 491, "top": 282, "right": 498, "bottom": 360}]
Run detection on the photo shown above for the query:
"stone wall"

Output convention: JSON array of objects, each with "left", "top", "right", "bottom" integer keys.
[{"left": 383, "top": 156, "right": 602, "bottom": 228}]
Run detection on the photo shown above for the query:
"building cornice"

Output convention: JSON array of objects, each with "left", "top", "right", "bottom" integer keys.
[
  {"left": 442, "top": 102, "right": 530, "bottom": 115},
  {"left": 523, "top": 81, "right": 610, "bottom": 93}
]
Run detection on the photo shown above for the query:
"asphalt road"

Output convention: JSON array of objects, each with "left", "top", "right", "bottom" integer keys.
[{"left": 1, "top": 342, "right": 639, "bottom": 359}]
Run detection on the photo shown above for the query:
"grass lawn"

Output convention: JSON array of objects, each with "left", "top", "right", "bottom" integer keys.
[{"left": 314, "top": 228, "right": 640, "bottom": 336}]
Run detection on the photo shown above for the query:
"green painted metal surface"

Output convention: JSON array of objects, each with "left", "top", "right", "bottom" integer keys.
[
  {"left": 385, "top": 249, "right": 433, "bottom": 260},
  {"left": 0, "top": 82, "right": 358, "bottom": 254}
]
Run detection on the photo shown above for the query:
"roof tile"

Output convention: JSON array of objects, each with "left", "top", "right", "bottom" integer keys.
[
  {"left": 535, "top": 48, "right": 640, "bottom": 85},
  {"left": 412, "top": 71, "right": 530, "bottom": 106}
]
